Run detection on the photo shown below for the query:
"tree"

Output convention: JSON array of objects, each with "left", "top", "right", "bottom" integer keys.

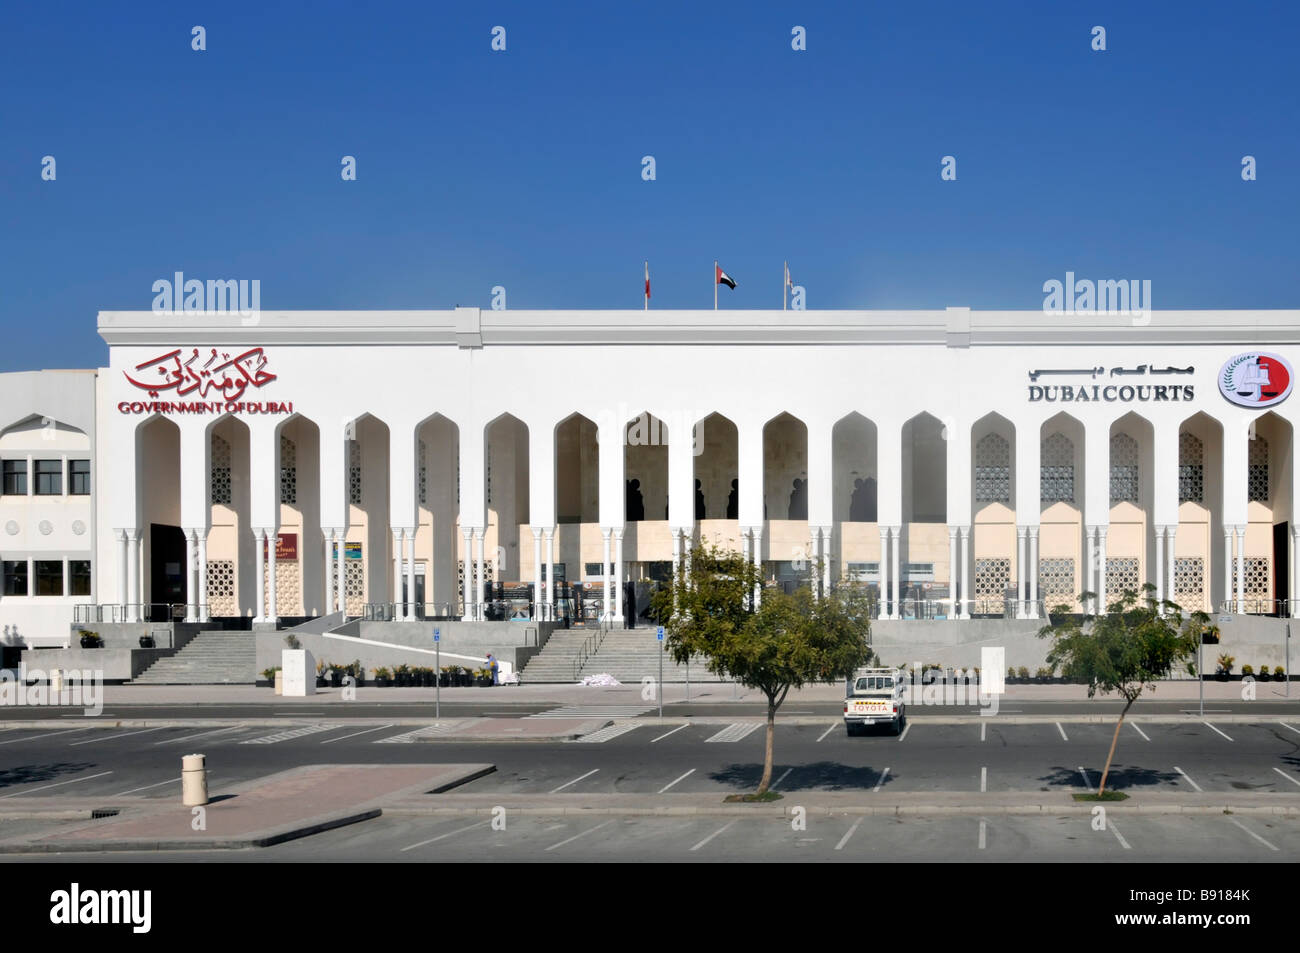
[
  {"left": 650, "top": 541, "right": 874, "bottom": 797},
  {"left": 1039, "top": 584, "right": 1202, "bottom": 796}
]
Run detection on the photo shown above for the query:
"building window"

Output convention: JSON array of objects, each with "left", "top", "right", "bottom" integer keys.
[
  {"left": 974, "top": 433, "right": 1011, "bottom": 503},
  {"left": 68, "top": 459, "right": 91, "bottom": 495},
  {"left": 279, "top": 436, "right": 297, "bottom": 505},
  {"left": 1109, "top": 433, "right": 1139, "bottom": 503},
  {"left": 2, "top": 561, "right": 28, "bottom": 596},
  {"left": 34, "top": 459, "right": 62, "bottom": 495},
  {"left": 2, "top": 460, "right": 26, "bottom": 496},
  {"left": 1040, "top": 433, "right": 1074, "bottom": 504},
  {"left": 1178, "top": 432, "right": 1203, "bottom": 503},
  {"left": 34, "top": 560, "right": 63, "bottom": 596},
  {"left": 348, "top": 440, "right": 362, "bottom": 504},
  {"left": 211, "top": 435, "right": 232, "bottom": 505},
  {"left": 69, "top": 560, "right": 91, "bottom": 596},
  {"left": 1248, "top": 435, "right": 1269, "bottom": 502}
]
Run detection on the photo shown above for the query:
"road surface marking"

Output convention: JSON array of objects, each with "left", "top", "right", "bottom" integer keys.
[
  {"left": 835, "top": 818, "right": 863, "bottom": 851},
  {"left": 1056, "top": 722, "right": 1069, "bottom": 742},
  {"left": 816, "top": 723, "right": 837, "bottom": 742},
  {"left": 240, "top": 724, "right": 339, "bottom": 745},
  {"left": 1108, "top": 818, "right": 1131, "bottom": 849},
  {"left": 980, "top": 766, "right": 987, "bottom": 793},
  {"left": 114, "top": 776, "right": 181, "bottom": 796},
  {"left": 0, "top": 727, "right": 94, "bottom": 746},
  {"left": 68, "top": 727, "right": 164, "bottom": 746},
  {"left": 0, "top": 771, "right": 113, "bottom": 799},
  {"left": 873, "top": 767, "right": 890, "bottom": 793},
  {"left": 1204, "top": 722, "right": 1234, "bottom": 742},
  {"left": 980, "top": 722, "right": 985, "bottom": 743},
  {"left": 577, "top": 724, "right": 642, "bottom": 744},
  {"left": 690, "top": 820, "right": 737, "bottom": 852},
  {"left": 1173, "top": 766, "right": 1203, "bottom": 792},
  {"left": 1227, "top": 817, "right": 1278, "bottom": 852},
  {"left": 545, "top": 819, "right": 615, "bottom": 852},
  {"left": 320, "top": 724, "right": 394, "bottom": 744},
  {"left": 1130, "top": 722, "right": 1150, "bottom": 742},
  {"left": 650, "top": 724, "right": 688, "bottom": 743},
  {"left": 549, "top": 769, "right": 599, "bottom": 793},
  {"left": 659, "top": 769, "right": 695, "bottom": 793},
  {"left": 705, "top": 723, "right": 761, "bottom": 743},
  {"left": 771, "top": 768, "right": 792, "bottom": 791},
  {"left": 897, "top": 723, "right": 911, "bottom": 743},
  {"left": 1279, "top": 722, "right": 1300, "bottom": 736},
  {"left": 978, "top": 819, "right": 986, "bottom": 850},
  {"left": 1272, "top": 767, "right": 1300, "bottom": 789},
  {"left": 1077, "top": 767, "right": 1092, "bottom": 791},
  {"left": 400, "top": 820, "right": 489, "bottom": 852},
  {"left": 153, "top": 726, "right": 240, "bottom": 745},
  {"left": 375, "top": 724, "right": 459, "bottom": 743}
]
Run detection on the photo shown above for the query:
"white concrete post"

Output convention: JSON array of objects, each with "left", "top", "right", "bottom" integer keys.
[
  {"left": 821, "top": 526, "right": 832, "bottom": 598},
  {"left": 878, "top": 525, "right": 890, "bottom": 619},
  {"left": 1223, "top": 527, "right": 1233, "bottom": 614},
  {"left": 614, "top": 529, "right": 624, "bottom": 623},
  {"left": 959, "top": 526, "right": 970, "bottom": 619},
  {"left": 1028, "top": 525, "right": 1040, "bottom": 619},
  {"left": 461, "top": 528, "right": 474, "bottom": 621},
  {"left": 1165, "top": 526, "right": 1176, "bottom": 613},
  {"left": 1016, "top": 525, "right": 1027, "bottom": 619},
  {"left": 1085, "top": 525, "right": 1096, "bottom": 613},
  {"left": 404, "top": 529, "right": 415, "bottom": 620},
  {"left": 544, "top": 527, "right": 555, "bottom": 615},
  {"left": 197, "top": 532, "right": 209, "bottom": 622},
  {"left": 947, "top": 526, "right": 958, "bottom": 620},
  {"left": 392, "top": 528, "right": 403, "bottom": 612},
  {"left": 1097, "top": 526, "right": 1109, "bottom": 613},
  {"left": 752, "top": 526, "right": 763, "bottom": 608},
  {"left": 116, "top": 529, "right": 128, "bottom": 613},
  {"left": 890, "top": 526, "right": 901, "bottom": 619},
  {"left": 183, "top": 529, "right": 197, "bottom": 622},
  {"left": 126, "top": 529, "right": 140, "bottom": 622},
  {"left": 475, "top": 528, "right": 486, "bottom": 620},
  {"left": 532, "top": 527, "right": 542, "bottom": 619},
  {"left": 254, "top": 528, "right": 267, "bottom": 623},
  {"left": 267, "top": 531, "right": 278, "bottom": 626},
  {"left": 1235, "top": 524, "right": 1245, "bottom": 614},
  {"left": 335, "top": 529, "right": 346, "bottom": 616},
  {"left": 601, "top": 528, "right": 612, "bottom": 620},
  {"left": 1154, "top": 525, "right": 1166, "bottom": 609}
]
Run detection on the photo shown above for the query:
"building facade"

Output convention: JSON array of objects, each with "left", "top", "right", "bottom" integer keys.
[{"left": 3, "top": 306, "right": 1299, "bottom": 642}]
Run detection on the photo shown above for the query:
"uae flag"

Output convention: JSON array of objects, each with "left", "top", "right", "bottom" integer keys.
[{"left": 716, "top": 265, "right": 736, "bottom": 289}]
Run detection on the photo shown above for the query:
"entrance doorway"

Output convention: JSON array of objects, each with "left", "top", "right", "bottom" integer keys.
[
  {"left": 149, "top": 523, "right": 186, "bottom": 622},
  {"left": 1273, "top": 522, "right": 1289, "bottom": 617}
]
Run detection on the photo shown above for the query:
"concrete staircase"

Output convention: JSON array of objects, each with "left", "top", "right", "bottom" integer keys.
[
  {"left": 133, "top": 630, "right": 257, "bottom": 685},
  {"left": 520, "top": 627, "right": 725, "bottom": 684}
]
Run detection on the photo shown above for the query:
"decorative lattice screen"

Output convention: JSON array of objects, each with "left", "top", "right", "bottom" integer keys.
[
  {"left": 974, "top": 557, "right": 1010, "bottom": 613},
  {"left": 348, "top": 440, "right": 362, "bottom": 504},
  {"left": 1041, "top": 433, "right": 1074, "bottom": 503},
  {"left": 280, "top": 436, "right": 297, "bottom": 505},
  {"left": 211, "top": 435, "right": 232, "bottom": 505},
  {"left": 975, "top": 433, "right": 1010, "bottom": 503},
  {"left": 207, "top": 559, "right": 236, "bottom": 616},
  {"left": 1109, "top": 433, "right": 1139, "bottom": 503},
  {"left": 1105, "top": 557, "right": 1139, "bottom": 600},
  {"left": 1248, "top": 437, "right": 1269, "bottom": 502},
  {"left": 1178, "top": 432, "right": 1203, "bottom": 504},
  {"left": 1038, "top": 557, "right": 1076, "bottom": 609},
  {"left": 1174, "top": 556, "right": 1204, "bottom": 611}
]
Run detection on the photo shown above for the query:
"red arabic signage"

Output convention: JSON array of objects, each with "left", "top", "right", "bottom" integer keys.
[
  {"left": 264, "top": 533, "right": 298, "bottom": 561},
  {"left": 118, "top": 347, "right": 294, "bottom": 416}
]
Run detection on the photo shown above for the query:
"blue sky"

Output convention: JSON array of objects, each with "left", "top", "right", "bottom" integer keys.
[{"left": 1, "top": 0, "right": 1295, "bottom": 371}]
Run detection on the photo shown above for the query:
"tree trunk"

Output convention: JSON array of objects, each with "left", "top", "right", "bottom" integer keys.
[
  {"left": 755, "top": 700, "right": 777, "bottom": 796},
  {"left": 1097, "top": 696, "right": 1134, "bottom": 796}
]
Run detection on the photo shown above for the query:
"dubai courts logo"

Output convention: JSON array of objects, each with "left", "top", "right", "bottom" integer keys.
[{"left": 1219, "top": 352, "right": 1293, "bottom": 408}]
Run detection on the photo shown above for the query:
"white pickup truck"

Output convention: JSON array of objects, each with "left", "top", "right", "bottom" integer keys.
[{"left": 843, "top": 667, "right": 906, "bottom": 736}]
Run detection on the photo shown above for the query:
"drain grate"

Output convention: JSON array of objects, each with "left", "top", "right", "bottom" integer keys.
[{"left": 91, "top": 809, "right": 119, "bottom": 819}]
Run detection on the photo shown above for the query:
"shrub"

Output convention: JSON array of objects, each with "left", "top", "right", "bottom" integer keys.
[
  {"left": 283, "top": 633, "right": 302, "bottom": 650},
  {"left": 261, "top": 667, "right": 280, "bottom": 681},
  {"left": 1241, "top": 664, "right": 1254, "bottom": 677},
  {"left": 1275, "top": 666, "right": 1286, "bottom": 678},
  {"left": 1216, "top": 654, "right": 1235, "bottom": 674},
  {"left": 1017, "top": 666, "right": 1030, "bottom": 679},
  {"left": 372, "top": 666, "right": 391, "bottom": 680}
]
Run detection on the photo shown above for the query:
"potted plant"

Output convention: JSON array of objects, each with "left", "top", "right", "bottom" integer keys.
[
  {"left": 79, "top": 630, "right": 103, "bottom": 648},
  {"left": 1005, "top": 666, "right": 1017, "bottom": 685},
  {"left": 475, "top": 668, "right": 492, "bottom": 687},
  {"left": 439, "top": 666, "right": 452, "bottom": 687},
  {"left": 461, "top": 665, "right": 474, "bottom": 687},
  {"left": 1034, "top": 666, "right": 1052, "bottom": 684},
  {"left": 394, "top": 663, "right": 410, "bottom": 687},
  {"left": 1241, "top": 663, "right": 1254, "bottom": 679},
  {"left": 1256, "top": 664, "right": 1270, "bottom": 682},
  {"left": 316, "top": 660, "right": 329, "bottom": 688},
  {"left": 261, "top": 667, "right": 280, "bottom": 687},
  {"left": 138, "top": 634, "right": 156, "bottom": 648},
  {"left": 351, "top": 660, "right": 366, "bottom": 687},
  {"left": 1017, "top": 666, "right": 1030, "bottom": 682},
  {"left": 1275, "top": 666, "right": 1287, "bottom": 681},
  {"left": 373, "top": 666, "right": 391, "bottom": 687},
  {"left": 1216, "top": 654, "right": 1235, "bottom": 681},
  {"left": 329, "top": 663, "right": 344, "bottom": 687}
]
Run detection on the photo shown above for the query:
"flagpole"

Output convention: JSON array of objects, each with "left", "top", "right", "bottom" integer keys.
[
  {"left": 714, "top": 260, "right": 718, "bottom": 311},
  {"left": 783, "top": 261, "right": 788, "bottom": 311}
]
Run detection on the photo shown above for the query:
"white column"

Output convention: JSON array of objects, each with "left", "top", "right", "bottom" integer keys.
[
  {"left": 1154, "top": 525, "right": 1166, "bottom": 609},
  {"left": 183, "top": 529, "right": 197, "bottom": 621},
  {"left": 531, "top": 527, "right": 542, "bottom": 620},
  {"left": 254, "top": 528, "right": 267, "bottom": 623},
  {"left": 958, "top": 526, "right": 971, "bottom": 619},
  {"left": 392, "top": 528, "right": 403, "bottom": 612},
  {"left": 1085, "top": 525, "right": 1096, "bottom": 613},
  {"left": 1223, "top": 527, "right": 1233, "bottom": 614},
  {"left": 1015, "top": 525, "right": 1028, "bottom": 619},
  {"left": 890, "top": 526, "right": 901, "bottom": 619},
  {"left": 323, "top": 529, "right": 336, "bottom": 615},
  {"left": 461, "top": 528, "right": 474, "bottom": 621},
  {"left": 752, "top": 526, "right": 763, "bottom": 608},
  {"left": 878, "top": 525, "right": 891, "bottom": 619},
  {"left": 947, "top": 526, "right": 958, "bottom": 620},
  {"left": 1235, "top": 524, "right": 1245, "bottom": 614},
  {"left": 267, "top": 530, "right": 278, "bottom": 626},
  {"left": 1165, "top": 525, "right": 1176, "bottom": 613},
  {"left": 1028, "top": 526, "right": 1040, "bottom": 619},
  {"left": 544, "top": 527, "right": 555, "bottom": 616},
  {"left": 475, "top": 528, "right": 486, "bottom": 620},
  {"left": 601, "top": 528, "right": 612, "bottom": 620},
  {"left": 335, "top": 530, "right": 346, "bottom": 616},
  {"left": 197, "top": 532, "right": 209, "bottom": 622},
  {"left": 821, "top": 526, "right": 832, "bottom": 598},
  {"left": 810, "top": 529, "right": 821, "bottom": 600},
  {"left": 126, "top": 529, "right": 140, "bottom": 622},
  {"left": 405, "top": 529, "right": 415, "bottom": 620},
  {"left": 1292, "top": 527, "right": 1300, "bottom": 619},
  {"left": 614, "top": 529, "right": 624, "bottom": 623},
  {"left": 1097, "top": 526, "right": 1109, "bottom": 613},
  {"left": 116, "top": 529, "right": 128, "bottom": 612}
]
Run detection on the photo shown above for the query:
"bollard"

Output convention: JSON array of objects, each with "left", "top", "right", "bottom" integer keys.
[
  {"left": 50, "top": 669, "right": 62, "bottom": 693},
  {"left": 182, "top": 753, "right": 208, "bottom": 806},
  {"left": 274, "top": 669, "right": 283, "bottom": 696}
]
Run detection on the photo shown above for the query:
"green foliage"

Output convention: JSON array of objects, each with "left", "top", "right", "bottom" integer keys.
[
  {"left": 1275, "top": 666, "right": 1286, "bottom": 677},
  {"left": 1241, "top": 664, "right": 1254, "bottom": 677},
  {"left": 1016, "top": 666, "right": 1030, "bottom": 679},
  {"left": 261, "top": 667, "right": 280, "bottom": 681},
  {"left": 1216, "top": 653, "right": 1235, "bottom": 674},
  {"left": 283, "top": 633, "right": 302, "bottom": 650}
]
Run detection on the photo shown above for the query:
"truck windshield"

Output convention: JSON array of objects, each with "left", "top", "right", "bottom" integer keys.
[{"left": 855, "top": 676, "right": 894, "bottom": 692}]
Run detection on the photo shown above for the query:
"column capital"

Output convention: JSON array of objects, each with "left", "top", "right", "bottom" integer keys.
[
  {"left": 1016, "top": 524, "right": 1028, "bottom": 538},
  {"left": 958, "top": 525, "right": 970, "bottom": 540},
  {"left": 947, "top": 525, "right": 959, "bottom": 539},
  {"left": 613, "top": 528, "right": 624, "bottom": 541},
  {"left": 530, "top": 526, "right": 542, "bottom": 539},
  {"left": 1027, "top": 524, "right": 1039, "bottom": 539}
]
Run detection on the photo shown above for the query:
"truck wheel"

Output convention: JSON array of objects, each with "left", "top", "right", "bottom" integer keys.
[
  {"left": 892, "top": 718, "right": 901, "bottom": 736},
  {"left": 845, "top": 724, "right": 858, "bottom": 737}
]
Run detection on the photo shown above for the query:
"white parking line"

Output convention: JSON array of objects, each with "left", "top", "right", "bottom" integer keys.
[
  {"left": 549, "top": 769, "right": 599, "bottom": 794},
  {"left": 1130, "top": 722, "right": 1150, "bottom": 742},
  {"left": 1056, "top": 722, "right": 1069, "bottom": 742},
  {"left": 68, "top": 727, "right": 165, "bottom": 746},
  {"left": 659, "top": 769, "right": 695, "bottom": 793},
  {"left": 545, "top": 819, "right": 615, "bottom": 852},
  {"left": 1204, "top": 722, "right": 1234, "bottom": 742},
  {"left": 897, "top": 723, "right": 911, "bottom": 743},
  {"left": 980, "top": 722, "right": 986, "bottom": 742},
  {"left": 873, "top": 767, "right": 890, "bottom": 793},
  {"left": 835, "top": 818, "right": 863, "bottom": 851},
  {"left": 978, "top": 819, "right": 986, "bottom": 850},
  {"left": 1173, "top": 766, "right": 1203, "bottom": 792},
  {"left": 1272, "top": 767, "right": 1300, "bottom": 789},
  {"left": 1279, "top": 722, "right": 1300, "bottom": 736},
  {"left": 0, "top": 727, "right": 94, "bottom": 746},
  {"left": 0, "top": 770, "right": 113, "bottom": 799},
  {"left": 1077, "top": 767, "right": 1092, "bottom": 791},
  {"left": 771, "top": 768, "right": 792, "bottom": 791},
  {"left": 320, "top": 724, "right": 395, "bottom": 744},
  {"left": 816, "top": 723, "right": 837, "bottom": 743},
  {"left": 400, "top": 820, "right": 489, "bottom": 852},
  {"left": 690, "top": 820, "right": 737, "bottom": 852},
  {"left": 980, "top": 766, "right": 987, "bottom": 793},
  {"left": 152, "top": 726, "right": 240, "bottom": 746},
  {"left": 650, "top": 724, "right": 688, "bottom": 743},
  {"left": 114, "top": 776, "right": 181, "bottom": 796},
  {"left": 1227, "top": 817, "right": 1279, "bottom": 852},
  {"left": 1108, "top": 818, "right": 1131, "bottom": 850}
]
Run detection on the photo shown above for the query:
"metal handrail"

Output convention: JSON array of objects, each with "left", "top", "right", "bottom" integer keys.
[{"left": 1217, "top": 598, "right": 1289, "bottom": 616}]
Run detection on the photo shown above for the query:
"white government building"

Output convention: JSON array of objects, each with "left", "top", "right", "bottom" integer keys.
[{"left": 0, "top": 306, "right": 1297, "bottom": 677}]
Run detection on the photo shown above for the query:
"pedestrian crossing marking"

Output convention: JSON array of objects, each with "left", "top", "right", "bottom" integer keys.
[
  {"left": 576, "top": 724, "right": 642, "bottom": 744},
  {"left": 240, "top": 724, "right": 335, "bottom": 745},
  {"left": 526, "top": 705, "right": 654, "bottom": 719},
  {"left": 375, "top": 724, "right": 460, "bottom": 744},
  {"left": 705, "top": 723, "right": 761, "bottom": 743}
]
